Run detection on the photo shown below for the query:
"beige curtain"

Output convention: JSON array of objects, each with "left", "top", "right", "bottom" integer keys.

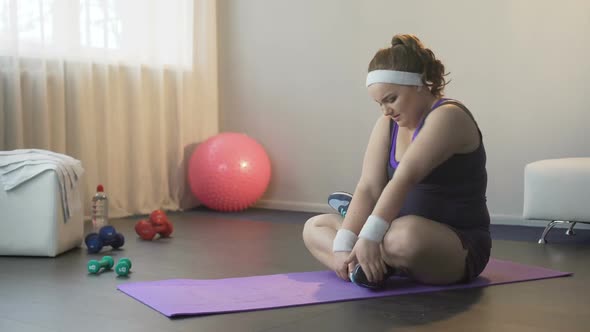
[{"left": 0, "top": 0, "right": 218, "bottom": 217}]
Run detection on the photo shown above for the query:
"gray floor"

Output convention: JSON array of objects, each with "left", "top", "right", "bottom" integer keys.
[{"left": 1, "top": 208, "right": 589, "bottom": 332}]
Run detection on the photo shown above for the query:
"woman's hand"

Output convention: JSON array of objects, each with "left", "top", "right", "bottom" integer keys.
[
  {"left": 333, "top": 251, "right": 356, "bottom": 281},
  {"left": 345, "top": 238, "right": 388, "bottom": 282}
]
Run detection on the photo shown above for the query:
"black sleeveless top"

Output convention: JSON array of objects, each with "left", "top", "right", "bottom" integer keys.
[{"left": 387, "top": 99, "right": 490, "bottom": 230}]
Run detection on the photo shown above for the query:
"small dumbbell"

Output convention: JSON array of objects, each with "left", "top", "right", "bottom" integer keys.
[
  {"left": 134, "top": 219, "right": 172, "bottom": 240},
  {"left": 150, "top": 210, "right": 173, "bottom": 237},
  {"left": 85, "top": 225, "right": 125, "bottom": 253},
  {"left": 150, "top": 218, "right": 173, "bottom": 238},
  {"left": 135, "top": 219, "right": 157, "bottom": 240},
  {"left": 115, "top": 257, "right": 132, "bottom": 277},
  {"left": 99, "top": 226, "right": 125, "bottom": 247},
  {"left": 87, "top": 256, "right": 114, "bottom": 274},
  {"left": 135, "top": 210, "right": 173, "bottom": 240}
]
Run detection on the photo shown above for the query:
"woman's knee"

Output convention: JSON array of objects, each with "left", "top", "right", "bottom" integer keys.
[
  {"left": 382, "top": 217, "right": 426, "bottom": 265},
  {"left": 302, "top": 215, "right": 319, "bottom": 240},
  {"left": 302, "top": 214, "right": 340, "bottom": 242}
]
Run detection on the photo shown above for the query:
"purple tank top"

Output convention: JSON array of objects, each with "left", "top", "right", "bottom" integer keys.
[
  {"left": 389, "top": 98, "right": 448, "bottom": 168},
  {"left": 386, "top": 98, "right": 490, "bottom": 230}
]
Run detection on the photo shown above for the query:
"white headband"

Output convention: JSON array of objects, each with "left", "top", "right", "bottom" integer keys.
[{"left": 366, "top": 70, "right": 423, "bottom": 87}]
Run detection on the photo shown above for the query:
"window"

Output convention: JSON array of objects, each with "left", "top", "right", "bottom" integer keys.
[{"left": 0, "top": 0, "right": 194, "bottom": 68}]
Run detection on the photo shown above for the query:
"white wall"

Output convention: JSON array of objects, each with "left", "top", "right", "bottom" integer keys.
[{"left": 218, "top": 0, "right": 590, "bottom": 223}]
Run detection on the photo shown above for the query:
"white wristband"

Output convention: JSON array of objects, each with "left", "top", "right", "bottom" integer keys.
[
  {"left": 358, "top": 215, "right": 390, "bottom": 242},
  {"left": 332, "top": 229, "right": 358, "bottom": 252}
]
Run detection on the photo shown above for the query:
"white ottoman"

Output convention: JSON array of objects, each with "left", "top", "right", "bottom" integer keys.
[
  {"left": 0, "top": 170, "right": 84, "bottom": 256},
  {"left": 523, "top": 158, "right": 590, "bottom": 244}
]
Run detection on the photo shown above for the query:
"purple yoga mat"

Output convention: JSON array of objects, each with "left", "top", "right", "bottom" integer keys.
[{"left": 117, "top": 258, "right": 571, "bottom": 317}]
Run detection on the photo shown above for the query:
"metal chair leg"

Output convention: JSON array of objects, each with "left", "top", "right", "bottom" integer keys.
[
  {"left": 538, "top": 220, "right": 565, "bottom": 244},
  {"left": 566, "top": 221, "right": 577, "bottom": 236}
]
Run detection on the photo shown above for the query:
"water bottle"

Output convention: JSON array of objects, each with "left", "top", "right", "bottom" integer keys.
[{"left": 91, "top": 184, "right": 109, "bottom": 232}]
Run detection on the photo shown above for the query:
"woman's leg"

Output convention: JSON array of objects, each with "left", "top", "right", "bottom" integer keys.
[
  {"left": 381, "top": 215, "right": 468, "bottom": 285},
  {"left": 302, "top": 213, "right": 343, "bottom": 270},
  {"left": 304, "top": 213, "right": 469, "bottom": 285}
]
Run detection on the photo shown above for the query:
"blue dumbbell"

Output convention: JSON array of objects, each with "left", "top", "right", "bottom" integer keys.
[{"left": 85, "top": 225, "right": 125, "bottom": 254}]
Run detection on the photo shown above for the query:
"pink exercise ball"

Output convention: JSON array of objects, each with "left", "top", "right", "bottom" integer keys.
[{"left": 188, "top": 132, "right": 271, "bottom": 212}]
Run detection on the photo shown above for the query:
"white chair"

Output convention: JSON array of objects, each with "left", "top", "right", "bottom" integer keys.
[
  {"left": 0, "top": 170, "right": 84, "bottom": 256},
  {"left": 523, "top": 158, "right": 590, "bottom": 244}
]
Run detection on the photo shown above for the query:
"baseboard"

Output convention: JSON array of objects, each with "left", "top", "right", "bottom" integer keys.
[
  {"left": 254, "top": 199, "right": 332, "bottom": 214},
  {"left": 491, "top": 214, "right": 590, "bottom": 229},
  {"left": 254, "top": 200, "right": 590, "bottom": 230}
]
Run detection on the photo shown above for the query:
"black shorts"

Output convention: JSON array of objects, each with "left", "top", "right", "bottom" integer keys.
[{"left": 445, "top": 226, "right": 492, "bottom": 282}]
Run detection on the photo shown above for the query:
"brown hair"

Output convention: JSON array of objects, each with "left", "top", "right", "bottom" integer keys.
[{"left": 368, "top": 34, "right": 449, "bottom": 97}]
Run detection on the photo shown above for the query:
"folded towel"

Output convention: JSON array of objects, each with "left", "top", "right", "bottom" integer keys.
[{"left": 0, "top": 149, "right": 85, "bottom": 221}]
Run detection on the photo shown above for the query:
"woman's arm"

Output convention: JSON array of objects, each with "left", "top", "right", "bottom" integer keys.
[
  {"left": 371, "top": 105, "right": 481, "bottom": 223},
  {"left": 340, "top": 115, "right": 391, "bottom": 234}
]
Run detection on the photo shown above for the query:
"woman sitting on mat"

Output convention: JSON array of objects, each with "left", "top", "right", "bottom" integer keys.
[{"left": 302, "top": 34, "right": 491, "bottom": 289}]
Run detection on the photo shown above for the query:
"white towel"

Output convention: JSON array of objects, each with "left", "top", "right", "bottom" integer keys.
[{"left": 0, "top": 149, "right": 85, "bottom": 221}]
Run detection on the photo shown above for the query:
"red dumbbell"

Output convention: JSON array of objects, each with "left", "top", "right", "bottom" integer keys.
[
  {"left": 149, "top": 210, "right": 173, "bottom": 236},
  {"left": 134, "top": 210, "right": 174, "bottom": 240},
  {"left": 150, "top": 210, "right": 173, "bottom": 237},
  {"left": 135, "top": 219, "right": 158, "bottom": 240}
]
